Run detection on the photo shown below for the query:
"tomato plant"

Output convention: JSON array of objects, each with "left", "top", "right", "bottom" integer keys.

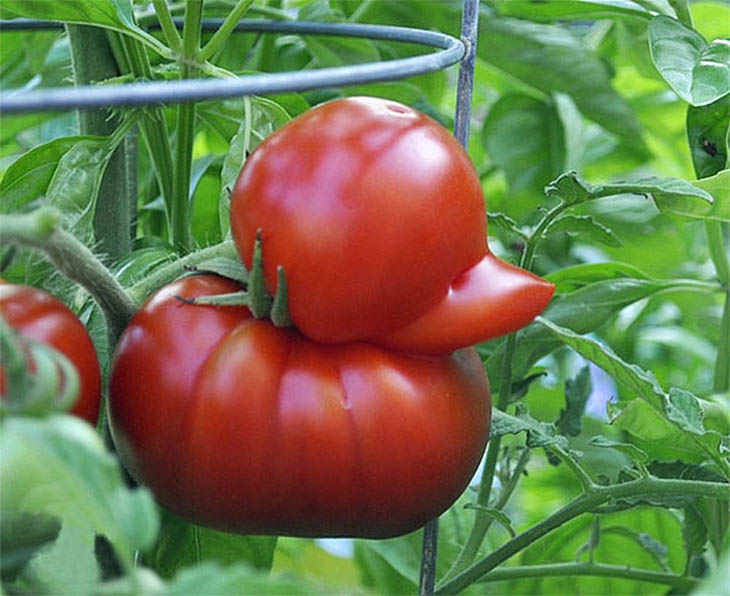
[
  {"left": 109, "top": 275, "right": 491, "bottom": 537},
  {"left": 0, "top": 282, "right": 101, "bottom": 424},
  {"left": 231, "top": 97, "right": 555, "bottom": 353}
]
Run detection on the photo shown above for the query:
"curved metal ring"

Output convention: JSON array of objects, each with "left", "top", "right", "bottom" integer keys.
[{"left": 0, "top": 19, "right": 464, "bottom": 115}]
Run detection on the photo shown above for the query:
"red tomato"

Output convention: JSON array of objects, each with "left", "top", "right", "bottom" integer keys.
[
  {"left": 231, "top": 96, "right": 554, "bottom": 352},
  {"left": 109, "top": 275, "right": 491, "bottom": 538},
  {"left": 0, "top": 282, "right": 101, "bottom": 424}
]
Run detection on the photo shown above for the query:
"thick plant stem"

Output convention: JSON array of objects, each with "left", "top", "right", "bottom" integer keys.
[
  {"left": 0, "top": 210, "right": 136, "bottom": 344},
  {"left": 128, "top": 240, "right": 238, "bottom": 302},
  {"left": 473, "top": 562, "right": 698, "bottom": 591},
  {"left": 66, "top": 24, "right": 134, "bottom": 263},
  {"left": 152, "top": 0, "right": 183, "bottom": 55},
  {"left": 170, "top": 0, "right": 204, "bottom": 254},
  {"left": 436, "top": 477, "right": 730, "bottom": 594},
  {"left": 706, "top": 221, "right": 730, "bottom": 392}
]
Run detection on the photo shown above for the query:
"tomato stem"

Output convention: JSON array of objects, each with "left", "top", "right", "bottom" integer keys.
[
  {"left": 0, "top": 209, "right": 137, "bottom": 343},
  {"left": 436, "top": 477, "right": 730, "bottom": 594}
]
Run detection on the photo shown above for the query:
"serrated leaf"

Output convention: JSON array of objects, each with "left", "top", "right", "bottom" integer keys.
[
  {"left": 547, "top": 214, "right": 622, "bottom": 247},
  {"left": 601, "top": 525, "right": 670, "bottom": 570},
  {"left": 610, "top": 398, "right": 729, "bottom": 474},
  {"left": 0, "top": 415, "right": 159, "bottom": 566},
  {"left": 187, "top": 257, "right": 248, "bottom": 284},
  {"left": 491, "top": 407, "right": 569, "bottom": 450},
  {"left": 665, "top": 388, "right": 708, "bottom": 435},
  {"left": 649, "top": 15, "right": 730, "bottom": 106},
  {"left": 557, "top": 367, "right": 592, "bottom": 436},
  {"left": 488, "top": 211, "right": 527, "bottom": 240},
  {"left": 589, "top": 436, "right": 649, "bottom": 463},
  {"left": 545, "top": 171, "right": 713, "bottom": 209},
  {"left": 537, "top": 317, "right": 666, "bottom": 409}
]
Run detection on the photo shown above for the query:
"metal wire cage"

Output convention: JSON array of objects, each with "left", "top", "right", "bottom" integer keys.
[{"left": 0, "top": 2, "right": 481, "bottom": 593}]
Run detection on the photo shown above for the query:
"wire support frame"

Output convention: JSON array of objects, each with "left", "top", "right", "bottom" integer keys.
[{"left": 0, "top": 19, "right": 464, "bottom": 114}]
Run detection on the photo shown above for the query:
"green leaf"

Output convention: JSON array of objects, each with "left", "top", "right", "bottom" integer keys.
[
  {"left": 546, "top": 261, "right": 650, "bottom": 293},
  {"left": 693, "top": 496, "right": 730, "bottom": 558},
  {"left": 481, "top": 94, "right": 566, "bottom": 197},
  {"left": 24, "top": 523, "right": 99, "bottom": 594},
  {"left": 486, "top": 275, "right": 700, "bottom": 383},
  {"left": 0, "top": 136, "right": 93, "bottom": 212},
  {"left": 491, "top": 406, "right": 569, "bottom": 450},
  {"left": 546, "top": 170, "right": 713, "bottom": 208},
  {"left": 217, "top": 97, "right": 291, "bottom": 237},
  {"left": 686, "top": 96, "right": 730, "bottom": 178},
  {"left": 601, "top": 526, "right": 670, "bottom": 570},
  {"left": 0, "top": 0, "right": 167, "bottom": 57},
  {"left": 682, "top": 504, "right": 708, "bottom": 563},
  {"left": 487, "top": 211, "right": 527, "bottom": 240},
  {"left": 0, "top": 415, "right": 159, "bottom": 567},
  {"left": 45, "top": 138, "right": 117, "bottom": 241},
  {"left": 649, "top": 15, "right": 730, "bottom": 106},
  {"left": 557, "top": 367, "right": 593, "bottom": 437},
  {"left": 588, "top": 435, "right": 649, "bottom": 464},
  {"left": 496, "top": 0, "right": 661, "bottom": 21},
  {"left": 0, "top": 512, "right": 60, "bottom": 581},
  {"left": 479, "top": 16, "right": 645, "bottom": 148},
  {"left": 146, "top": 510, "right": 277, "bottom": 580},
  {"left": 546, "top": 214, "right": 623, "bottom": 247},
  {"left": 537, "top": 317, "right": 666, "bottom": 409},
  {"left": 669, "top": 169, "right": 730, "bottom": 221},
  {"left": 609, "top": 398, "right": 729, "bottom": 473}
]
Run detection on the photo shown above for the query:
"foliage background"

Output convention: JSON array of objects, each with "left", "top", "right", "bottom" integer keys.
[{"left": 0, "top": 0, "right": 728, "bottom": 594}]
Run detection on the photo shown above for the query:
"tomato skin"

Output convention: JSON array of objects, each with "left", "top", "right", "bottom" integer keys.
[
  {"left": 231, "top": 97, "right": 554, "bottom": 352},
  {"left": 231, "top": 96, "right": 487, "bottom": 344},
  {"left": 0, "top": 282, "right": 101, "bottom": 424},
  {"left": 109, "top": 275, "right": 491, "bottom": 538}
]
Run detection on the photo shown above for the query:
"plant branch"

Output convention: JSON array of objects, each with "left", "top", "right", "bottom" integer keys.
[
  {"left": 0, "top": 210, "right": 136, "bottom": 343},
  {"left": 152, "top": 0, "right": 183, "bottom": 55},
  {"left": 473, "top": 562, "right": 698, "bottom": 591},
  {"left": 436, "top": 477, "right": 730, "bottom": 594},
  {"left": 550, "top": 445, "right": 595, "bottom": 491},
  {"left": 198, "top": 0, "right": 255, "bottom": 62},
  {"left": 170, "top": 0, "right": 203, "bottom": 253},
  {"left": 128, "top": 240, "right": 238, "bottom": 302}
]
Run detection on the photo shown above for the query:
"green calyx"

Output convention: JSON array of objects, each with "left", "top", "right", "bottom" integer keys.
[
  {"left": 179, "top": 230, "right": 291, "bottom": 327},
  {"left": 0, "top": 316, "right": 80, "bottom": 419}
]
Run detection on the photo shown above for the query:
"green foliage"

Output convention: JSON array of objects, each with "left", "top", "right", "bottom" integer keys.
[{"left": 1, "top": 0, "right": 729, "bottom": 594}]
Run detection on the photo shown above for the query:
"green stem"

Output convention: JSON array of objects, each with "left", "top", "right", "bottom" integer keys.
[
  {"left": 551, "top": 445, "right": 595, "bottom": 491},
  {"left": 712, "top": 306, "right": 730, "bottom": 394},
  {"left": 706, "top": 222, "right": 730, "bottom": 392},
  {"left": 128, "top": 240, "right": 238, "bottom": 303},
  {"left": 152, "top": 0, "right": 183, "bottom": 55},
  {"left": 474, "top": 562, "right": 697, "bottom": 591},
  {"left": 115, "top": 34, "right": 176, "bottom": 234},
  {"left": 0, "top": 210, "right": 136, "bottom": 343},
  {"left": 66, "top": 24, "right": 134, "bottom": 263},
  {"left": 170, "top": 0, "right": 203, "bottom": 253},
  {"left": 436, "top": 478, "right": 730, "bottom": 594},
  {"left": 349, "top": 0, "right": 376, "bottom": 22},
  {"left": 198, "top": 0, "right": 255, "bottom": 62},
  {"left": 441, "top": 203, "right": 567, "bottom": 580}
]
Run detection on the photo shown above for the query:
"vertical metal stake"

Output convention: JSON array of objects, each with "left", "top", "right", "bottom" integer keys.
[{"left": 418, "top": 1, "right": 480, "bottom": 595}]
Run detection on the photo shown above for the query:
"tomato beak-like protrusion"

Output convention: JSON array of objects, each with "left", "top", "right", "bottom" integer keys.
[{"left": 375, "top": 253, "right": 555, "bottom": 355}]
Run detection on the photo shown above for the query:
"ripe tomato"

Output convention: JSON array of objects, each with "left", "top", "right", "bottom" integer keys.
[
  {"left": 0, "top": 282, "right": 101, "bottom": 424},
  {"left": 109, "top": 275, "right": 491, "bottom": 538},
  {"left": 231, "top": 96, "right": 554, "bottom": 352}
]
